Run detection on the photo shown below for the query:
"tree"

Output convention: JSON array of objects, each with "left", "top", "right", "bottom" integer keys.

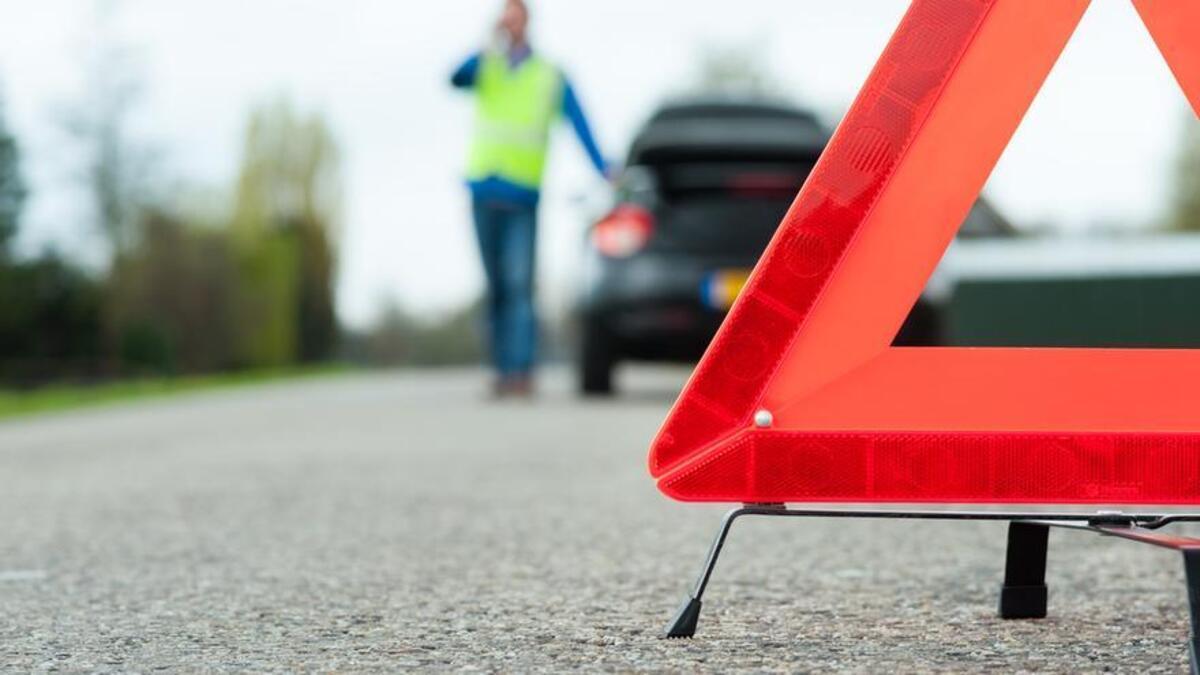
[
  {"left": 59, "top": 1, "right": 159, "bottom": 259},
  {"left": 106, "top": 211, "right": 239, "bottom": 375},
  {"left": 232, "top": 99, "right": 342, "bottom": 242},
  {"left": 0, "top": 254, "right": 104, "bottom": 385},
  {"left": 230, "top": 98, "right": 343, "bottom": 366},
  {"left": 1170, "top": 115, "right": 1200, "bottom": 232},
  {"left": 0, "top": 85, "right": 105, "bottom": 385},
  {"left": 0, "top": 93, "right": 26, "bottom": 257}
]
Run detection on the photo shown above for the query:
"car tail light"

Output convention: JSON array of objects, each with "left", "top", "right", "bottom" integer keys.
[{"left": 593, "top": 205, "right": 654, "bottom": 258}]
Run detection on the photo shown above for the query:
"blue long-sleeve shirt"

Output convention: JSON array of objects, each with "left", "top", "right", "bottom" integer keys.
[{"left": 452, "top": 50, "right": 608, "bottom": 207}]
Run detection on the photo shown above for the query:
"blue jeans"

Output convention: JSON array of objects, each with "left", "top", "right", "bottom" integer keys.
[{"left": 472, "top": 199, "right": 538, "bottom": 377}]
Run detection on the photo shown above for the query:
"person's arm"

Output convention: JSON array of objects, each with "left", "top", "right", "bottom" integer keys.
[
  {"left": 561, "top": 78, "right": 609, "bottom": 177},
  {"left": 451, "top": 53, "right": 482, "bottom": 89}
]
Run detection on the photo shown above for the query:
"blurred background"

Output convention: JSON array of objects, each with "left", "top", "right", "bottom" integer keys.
[
  {"left": 4, "top": 3, "right": 1200, "bottom": 670},
  {"left": 0, "top": 0, "right": 1197, "bottom": 402}
]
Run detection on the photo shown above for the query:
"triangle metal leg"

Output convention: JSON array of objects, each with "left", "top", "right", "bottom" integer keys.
[
  {"left": 658, "top": 507, "right": 1200, "bottom": 670},
  {"left": 661, "top": 505, "right": 769, "bottom": 639},
  {"left": 664, "top": 596, "right": 702, "bottom": 639}
]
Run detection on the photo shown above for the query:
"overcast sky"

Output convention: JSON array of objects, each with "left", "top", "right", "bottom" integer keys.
[{"left": 0, "top": 0, "right": 1195, "bottom": 328}]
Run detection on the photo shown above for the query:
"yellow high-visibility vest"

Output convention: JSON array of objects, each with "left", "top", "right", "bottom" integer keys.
[{"left": 466, "top": 51, "right": 562, "bottom": 190}]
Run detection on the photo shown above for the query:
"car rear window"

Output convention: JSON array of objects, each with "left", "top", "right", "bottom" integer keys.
[
  {"left": 650, "top": 160, "right": 813, "bottom": 258},
  {"left": 629, "top": 117, "right": 826, "bottom": 166}
]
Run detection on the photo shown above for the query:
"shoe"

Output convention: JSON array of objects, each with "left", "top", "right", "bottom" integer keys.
[
  {"left": 506, "top": 374, "right": 535, "bottom": 398},
  {"left": 490, "top": 374, "right": 535, "bottom": 399}
]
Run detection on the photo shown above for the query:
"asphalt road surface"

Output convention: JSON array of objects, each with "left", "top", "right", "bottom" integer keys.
[{"left": 1, "top": 367, "right": 1197, "bottom": 672}]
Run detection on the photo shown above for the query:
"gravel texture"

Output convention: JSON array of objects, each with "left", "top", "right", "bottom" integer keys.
[{"left": 0, "top": 367, "right": 1196, "bottom": 672}]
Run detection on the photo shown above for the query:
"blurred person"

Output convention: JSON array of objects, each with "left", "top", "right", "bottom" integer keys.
[{"left": 451, "top": 0, "right": 610, "bottom": 398}]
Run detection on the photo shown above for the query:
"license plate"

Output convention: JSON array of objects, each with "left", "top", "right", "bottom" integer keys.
[{"left": 702, "top": 269, "right": 751, "bottom": 310}]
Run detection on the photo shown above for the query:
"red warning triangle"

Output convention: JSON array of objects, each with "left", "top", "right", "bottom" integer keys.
[{"left": 649, "top": 0, "right": 1200, "bottom": 504}]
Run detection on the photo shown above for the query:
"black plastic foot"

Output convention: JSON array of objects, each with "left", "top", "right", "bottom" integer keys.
[
  {"left": 999, "top": 584, "right": 1048, "bottom": 619},
  {"left": 663, "top": 596, "right": 702, "bottom": 638},
  {"left": 998, "top": 522, "right": 1049, "bottom": 619},
  {"left": 1182, "top": 549, "right": 1200, "bottom": 674}
]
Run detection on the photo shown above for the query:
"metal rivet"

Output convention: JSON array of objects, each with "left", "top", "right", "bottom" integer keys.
[{"left": 754, "top": 409, "right": 774, "bottom": 429}]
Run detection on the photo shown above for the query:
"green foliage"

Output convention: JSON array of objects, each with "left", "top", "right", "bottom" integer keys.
[
  {"left": 0, "top": 28, "right": 346, "bottom": 389},
  {"left": 231, "top": 231, "right": 299, "bottom": 368},
  {"left": 233, "top": 98, "right": 341, "bottom": 241},
  {"left": 292, "top": 216, "right": 338, "bottom": 362},
  {"left": 231, "top": 98, "right": 342, "bottom": 367},
  {"left": 101, "top": 97, "right": 345, "bottom": 377},
  {"left": 0, "top": 91, "right": 102, "bottom": 386},
  {"left": 106, "top": 211, "right": 239, "bottom": 375},
  {"left": 0, "top": 98, "right": 26, "bottom": 256},
  {"left": 0, "top": 254, "right": 104, "bottom": 385},
  {"left": 118, "top": 320, "right": 174, "bottom": 374},
  {"left": 0, "top": 97, "right": 348, "bottom": 386},
  {"left": 1171, "top": 117, "right": 1200, "bottom": 232}
]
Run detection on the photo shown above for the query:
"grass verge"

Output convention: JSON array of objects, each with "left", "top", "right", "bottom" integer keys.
[{"left": 0, "top": 365, "right": 353, "bottom": 422}]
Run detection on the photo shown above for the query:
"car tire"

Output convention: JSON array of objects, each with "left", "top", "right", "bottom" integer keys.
[{"left": 579, "top": 323, "right": 616, "bottom": 396}]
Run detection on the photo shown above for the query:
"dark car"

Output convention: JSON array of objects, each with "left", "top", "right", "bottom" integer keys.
[{"left": 575, "top": 98, "right": 1013, "bottom": 395}]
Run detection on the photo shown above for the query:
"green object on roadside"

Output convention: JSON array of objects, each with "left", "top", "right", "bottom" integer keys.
[{"left": 947, "top": 274, "right": 1200, "bottom": 347}]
